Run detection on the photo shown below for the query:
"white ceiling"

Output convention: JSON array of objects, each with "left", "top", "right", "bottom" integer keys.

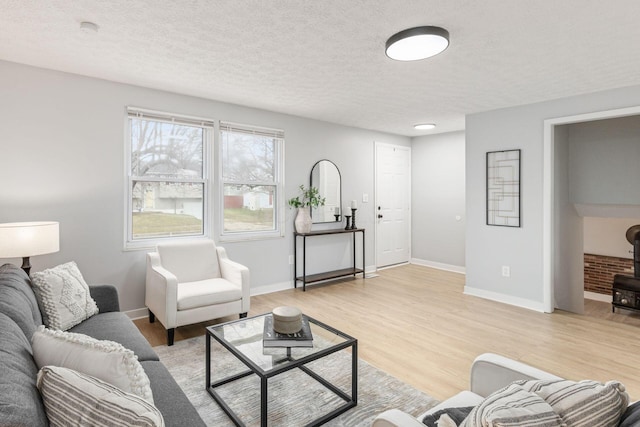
[{"left": 2, "top": 1, "right": 640, "bottom": 136}]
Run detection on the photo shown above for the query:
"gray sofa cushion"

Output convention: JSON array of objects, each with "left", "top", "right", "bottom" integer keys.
[
  {"left": 0, "top": 264, "right": 42, "bottom": 339},
  {"left": 0, "top": 312, "right": 48, "bottom": 426},
  {"left": 141, "top": 361, "right": 206, "bottom": 427},
  {"left": 68, "top": 311, "right": 159, "bottom": 362}
]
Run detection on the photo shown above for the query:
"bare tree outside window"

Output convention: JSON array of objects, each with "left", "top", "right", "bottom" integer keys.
[
  {"left": 220, "top": 124, "right": 283, "bottom": 234},
  {"left": 127, "top": 111, "right": 211, "bottom": 243}
]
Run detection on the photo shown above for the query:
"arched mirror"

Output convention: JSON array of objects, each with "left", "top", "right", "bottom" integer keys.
[{"left": 310, "top": 160, "right": 342, "bottom": 223}]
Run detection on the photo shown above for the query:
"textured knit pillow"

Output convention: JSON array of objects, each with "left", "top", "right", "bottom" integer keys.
[
  {"left": 461, "top": 383, "right": 564, "bottom": 427},
  {"left": 30, "top": 261, "right": 99, "bottom": 330},
  {"left": 37, "top": 366, "right": 164, "bottom": 427},
  {"left": 32, "top": 326, "right": 154, "bottom": 403},
  {"left": 518, "top": 378, "right": 629, "bottom": 427}
]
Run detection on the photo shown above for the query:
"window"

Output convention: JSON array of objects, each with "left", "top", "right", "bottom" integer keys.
[
  {"left": 219, "top": 122, "right": 284, "bottom": 240},
  {"left": 126, "top": 108, "right": 213, "bottom": 248}
]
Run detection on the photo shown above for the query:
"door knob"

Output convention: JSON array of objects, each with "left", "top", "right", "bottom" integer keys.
[{"left": 377, "top": 214, "right": 383, "bottom": 219}]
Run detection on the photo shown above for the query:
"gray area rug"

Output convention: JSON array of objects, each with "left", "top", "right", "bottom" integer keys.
[{"left": 154, "top": 335, "right": 438, "bottom": 426}]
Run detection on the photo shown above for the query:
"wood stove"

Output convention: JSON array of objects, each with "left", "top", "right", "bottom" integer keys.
[{"left": 612, "top": 225, "right": 640, "bottom": 313}]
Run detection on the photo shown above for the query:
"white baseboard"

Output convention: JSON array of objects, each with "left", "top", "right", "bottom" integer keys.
[
  {"left": 126, "top": 264, "right": 378, "bottom": 319},
  {"left": 250, "top": 281, "right": 293, "bottom": 296},
  {"left": 411, "top": 258, "right": 466, "bottom": 274},
  {"left": 464, "top": 285, "right": 546, "bottom": 313},
  {"left": 584, "top": 291, "right": 612, "bottom": 303}
]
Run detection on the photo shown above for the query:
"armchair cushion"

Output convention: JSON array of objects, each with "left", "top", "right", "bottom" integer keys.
[
  {"left": 176, "top": 278, "right": 242, "bottom": 311},
  {"left": 157, "top": 240, "right": 220, "bottom": 283}
]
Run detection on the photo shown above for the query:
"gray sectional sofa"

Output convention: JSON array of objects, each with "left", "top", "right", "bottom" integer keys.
[{"left": 0, "top": 263, "right": 205, "bottom": 426}]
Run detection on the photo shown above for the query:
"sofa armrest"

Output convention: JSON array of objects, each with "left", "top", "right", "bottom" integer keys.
[
  {"left": 372, "top": 409, "right": 426, "bottom": 427},
  {"left": 216, "top": 246, "right": 250, "bottom": 313},
  {"left": 145, "top": 252, "right": 179, "bottom": 328},
  {"left": 89, "top": 284, "right": 120, "bottom": 313},
  {"left": 470, "top": 353, "right": 563, "bottom": 398}
]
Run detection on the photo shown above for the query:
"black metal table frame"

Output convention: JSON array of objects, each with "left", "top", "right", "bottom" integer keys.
[
  {"left": 294, "top": 228, "right": 365, "bottom": 291},
  {"left": 206, "top": 314, "right": 358, "bottom": 427}
]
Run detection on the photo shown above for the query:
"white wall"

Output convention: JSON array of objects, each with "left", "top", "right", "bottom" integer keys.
[
  {"left": 0, "top": 60, "right": 410, "bottom": 312},
  {"left": 553, "top": 125, "right": 584, "bottom": 313},
  {"left": 568, "top": 116, "right": 640, "bottom": 205},
  {"left": 584, "top": 218, "right": 640, "bottom": 259},
  {"left": 411, "top": 131, "right": 465, "bottom": 271},
  {"left": 566, "top": 115, "right": 640, "bottom": 261},
  {"left": 465, "top": 84, "right": 640, "bottom": 311}
]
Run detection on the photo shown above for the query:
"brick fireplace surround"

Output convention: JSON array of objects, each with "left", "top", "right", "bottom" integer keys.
[{"left": 584, "top": 253, "right": 634, "bottom": 295}]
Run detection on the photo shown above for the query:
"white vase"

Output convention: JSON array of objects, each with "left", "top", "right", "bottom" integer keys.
[{"left": 294, "top": 207, "right": 312, "bottom": 233}]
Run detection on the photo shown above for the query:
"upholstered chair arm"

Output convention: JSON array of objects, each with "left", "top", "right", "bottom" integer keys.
[
  {"left": 88, "top": 284, "right": 120, "bottom": 313},
  {"left": 372, "top": 409, "right": 426, "bottom": 427},
  {"left": 470, "top": 353, "right": 563, "bottom": 398},
  {"left": 216, "top": 246, "right": 250, "bottom": 313},
  {"left": 145, "top": 252, "right": 179, "bottom": 328}
]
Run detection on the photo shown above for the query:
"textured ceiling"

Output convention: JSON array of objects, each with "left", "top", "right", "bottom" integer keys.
[{"left": 2, "top": 1, "right": 640, "bottom": 136}]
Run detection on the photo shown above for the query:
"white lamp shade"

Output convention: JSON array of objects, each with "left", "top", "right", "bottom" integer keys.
[{"left": 0, "top": 221, "right": 60, "bottom": 258}]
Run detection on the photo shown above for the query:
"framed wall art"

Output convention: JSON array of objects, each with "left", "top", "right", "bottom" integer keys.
[{"left": 486, "top": 149, "right": 521, "bottom": 227}]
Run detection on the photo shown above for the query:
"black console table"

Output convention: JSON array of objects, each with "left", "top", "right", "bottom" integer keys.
[{"left": 294, "top": 228, "right": 365, "bottom": 291}]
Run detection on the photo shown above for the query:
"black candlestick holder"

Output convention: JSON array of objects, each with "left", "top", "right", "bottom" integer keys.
[
  {"left": 334, "top": 214, "right": 340, "bottom": 222},
  {"left": 344, "top": 215, "right": 352, "bottom": 230},
  {"left": 350, "top": 208, "right": 357, "bottom": 229}
]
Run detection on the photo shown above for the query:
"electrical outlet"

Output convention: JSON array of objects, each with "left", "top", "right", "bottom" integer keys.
[
  {"left": 502, "top": 266, "right": 510, "bottom": 277},
  {"left": 289, "top": 255, "right": 294, "bottom": 265},
  {"left": 362, "top": 193, "right": 369, "bottom": 203}
]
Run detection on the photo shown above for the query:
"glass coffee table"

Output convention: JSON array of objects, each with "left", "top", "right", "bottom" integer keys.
[{"left": 205, "top": 313, "right": 357, "bottom": 426}]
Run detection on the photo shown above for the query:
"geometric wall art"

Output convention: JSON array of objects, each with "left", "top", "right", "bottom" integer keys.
[{"left": 486, "top": 149, "right": 521, "bottom": 227}]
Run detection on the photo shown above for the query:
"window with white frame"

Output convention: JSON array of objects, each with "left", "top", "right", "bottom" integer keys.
[
  {"left": 126, "top": 108, "right": 213, "bottom": 247},
  {"left": 219, "top": 122, "right": 284, "bottom": 239}
]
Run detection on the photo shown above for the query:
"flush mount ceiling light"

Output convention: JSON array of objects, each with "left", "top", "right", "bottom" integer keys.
[
  {"left": 385, "top": 26, "right": 449, "bottom": 61},
  {"left": 414, "top": 123, "right": 436, "bottom": 130},
  {"left": 80, "top": 21, "right": 99, "bottom": 33}
]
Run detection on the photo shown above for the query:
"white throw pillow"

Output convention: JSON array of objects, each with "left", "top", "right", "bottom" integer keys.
[
  {"left": 32, "top": 326, "right": 154, "bottom": 403},
  {"left": 31, "top": 261, "right": 99, "bottom": 330},
  {"left": 461, "top": 383, "right": 564, "bottom": 427},
  {"left": 37, "top": 366, "right": 164, "bottom": 427},
  {"left": 518, "top": 378, "right": 629, "bottom": 427}
]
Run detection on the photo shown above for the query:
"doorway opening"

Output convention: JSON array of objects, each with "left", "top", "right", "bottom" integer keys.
[{"left": 544, "top": 106, "right": 640, "bottom": 327}]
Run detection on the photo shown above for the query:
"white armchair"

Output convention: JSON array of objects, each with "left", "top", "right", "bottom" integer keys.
[{"left": 145, "top": 239, "right": 250, "bottom": 346}]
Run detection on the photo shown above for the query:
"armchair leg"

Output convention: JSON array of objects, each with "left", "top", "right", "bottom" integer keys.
[
  {"left": 167, "top": 328, "right": 175, "bottom": 346},
  {"left": 239, "top": 312, "right": 248, "bottom": 319},
  {"left": 149, "top": 310, "right": 155, "bottom": 323}
]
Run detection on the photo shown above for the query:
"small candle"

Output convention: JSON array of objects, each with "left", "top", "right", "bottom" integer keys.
[
  {"left": 334, "top": 207, "right": 340, "bottom": 215},
  {"left": 345, "top": 206, "right": 352, "bottom": 216},
  {"left": 351, "top": 200, "right": 357, "bottom": 209}
]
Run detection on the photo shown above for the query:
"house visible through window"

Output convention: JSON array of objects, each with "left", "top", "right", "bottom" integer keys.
[
  {"left": 126, "top": 108, "right": 213, "bottom": 247},
  {"left": 220, "top": 122, "right": 284, "bottom": 239}
]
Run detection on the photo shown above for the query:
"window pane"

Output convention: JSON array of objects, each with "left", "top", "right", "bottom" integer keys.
[
  {"left": 131, "top": 181, "right": 203, "bottom": 239},
  {"left": 130, "top": 118, "right": 203, "bottom": 179},
  {"left": 221, "top": 131, "right": 275, "bottom": 182},
  {"left": 223, "top": 184, "right": 275, "bottom": 232}
]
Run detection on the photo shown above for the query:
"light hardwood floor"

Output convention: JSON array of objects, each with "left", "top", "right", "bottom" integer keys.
[{"left": 134, "top": 264, "right": 640, "bottom": 401}]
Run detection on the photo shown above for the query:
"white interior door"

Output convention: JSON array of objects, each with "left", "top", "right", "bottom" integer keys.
[{"left": 375, "top": 143, "right": 411, "bottom": 268}]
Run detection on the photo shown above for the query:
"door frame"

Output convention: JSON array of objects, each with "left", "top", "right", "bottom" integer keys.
[
  {"left": 542, "top": 105, "right": 640, "bottom": 313},
  {"left": 374, "top": 141, "right": 412, "bottom": 269}
]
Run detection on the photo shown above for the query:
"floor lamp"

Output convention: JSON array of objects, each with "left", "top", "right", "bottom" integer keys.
[{"left": 0, "top": 221, "right": 60, "bottom": 276}]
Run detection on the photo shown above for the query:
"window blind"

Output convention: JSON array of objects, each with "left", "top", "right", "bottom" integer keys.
[
  {"left": 127, "top": 107, "right": 214, "bottom": 128},
  {"left": 220, "top": 121, "right": 284, "bottom": 139}
]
